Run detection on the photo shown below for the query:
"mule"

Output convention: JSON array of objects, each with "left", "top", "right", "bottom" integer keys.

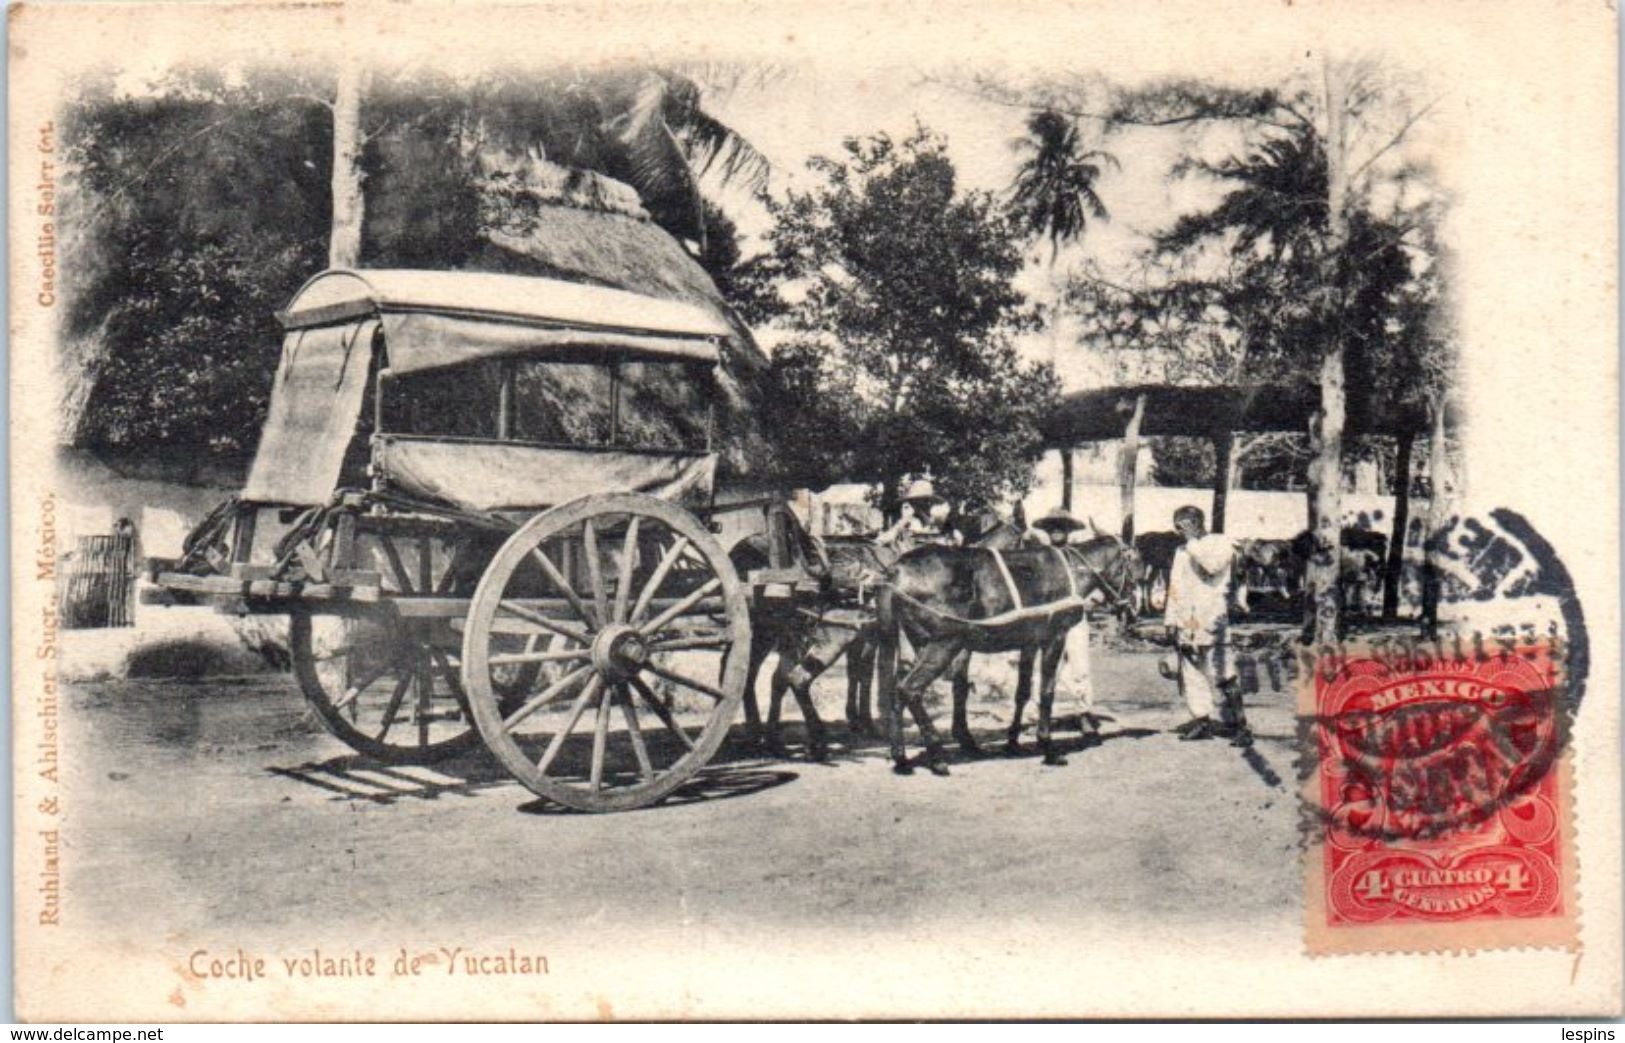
[
  {"left": 876, "top": 536, "right": 1140, "bottom": 776},
  {"left": 732, "top": 513, "right": 1027, "bottom": 760},
  {"left": 728, "top": 533, "right": 836, "bottom": 761}
]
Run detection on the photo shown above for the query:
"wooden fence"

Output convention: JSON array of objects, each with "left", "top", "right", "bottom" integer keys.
[{"left": 59, "top": 532, "right": 136, "bottom": 629}]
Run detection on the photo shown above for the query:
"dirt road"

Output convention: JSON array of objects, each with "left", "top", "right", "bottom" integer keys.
[{"left": 55, "top": 637, "right": 1306, "bottom": 1016}]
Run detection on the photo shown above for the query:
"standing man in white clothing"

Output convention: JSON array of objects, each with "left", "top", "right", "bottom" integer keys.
[{"left": 1164, "top": 505, "right": 1252, "bottom": 746}]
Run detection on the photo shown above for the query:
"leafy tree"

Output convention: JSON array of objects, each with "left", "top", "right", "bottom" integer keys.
[
  {"left": 1123, "top": 64, "right": 1439, "bottom": 643},
  {"left": 1148, "top": 437, "right": 1215, "bottom": 488},
  {"left": 749, "top": 126, "right": 1057, "bottom": 509},
  {"left": 63, "top": 68, "right": 333, "bottom": 454}
]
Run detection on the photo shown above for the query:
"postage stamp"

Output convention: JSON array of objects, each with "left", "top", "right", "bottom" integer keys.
[
  {"left": 1302, "top": 640, "right": 1576, "bottom": 954},
  {"left": 1297, "top": 507, "right": 1589, "bottom": 955}
]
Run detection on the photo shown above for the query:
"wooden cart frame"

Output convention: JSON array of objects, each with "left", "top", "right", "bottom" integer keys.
[{"left": 149, "top": 269, "right": 813, "bottom": 812}]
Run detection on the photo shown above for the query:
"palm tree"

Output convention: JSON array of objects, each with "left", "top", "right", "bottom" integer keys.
[
  {"left": 1009, "top": 108, "right": 1116, "bottom": 511},
  {"left": 1009, "top": 109, "right": 1116, "bottom": 270},
  {"left": 465, "top": 66, "right": 770, "bottom": 249},
  {"left": 1155, "top": 128, "right": 1326, "bottom": 263}
]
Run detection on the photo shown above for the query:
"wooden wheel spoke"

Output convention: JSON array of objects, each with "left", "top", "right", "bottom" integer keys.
[
  {"left": 502, "top": 665, "right": 595, "bottom": 734},
  {"left": 417, "top": 655, "right": 432, "bottom": 748},
  {"left": 428, "top": 647, "right": 462, "bottom": 689},
  {"left": 582, "top": 520, "right": 610, "bottom": 629},
  {"left": 535, "top": 675, "right": 603, "bottom": 776},
  {"left": 528, "top": 548, "right": 600, "bottom": 630},
  {"left": 619, "top": 686, "right": 656, "bottom": 782},
  {"left": 328, "top": 659, "right": 392, "bottom": 715},
  {"left": 641, "top": 658, "right": 726, "bottom": 701},
  {"left": 293, "top": 611, "right": 480, "bottom": 766},
  {"left": 488, "top": 647, "right": 592, "bottom": 667},
  {"left": 496, "top": 600, "right": 591, "bottom": 645},
  {"left": 629, "top": 536, "right": 691, "bottom": 625},
  {"left": 638, "top": 577, "right": 722, "bottom": 637},
  {"left": 375, "top": 671, "right": 414, "bottom": 741},
  {"left": 589, "top": 680, "right": 614, "bottom": 792},
  {"left": 613, "top": 517, "right": 640, "bottom": 623},
  {"left": 631, "top": 677, "right": 696, "bottom": 752}
]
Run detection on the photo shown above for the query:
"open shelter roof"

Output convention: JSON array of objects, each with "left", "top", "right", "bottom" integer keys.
[{"left": 1042, "top": 382, "right": 1437, "bottom": 445}]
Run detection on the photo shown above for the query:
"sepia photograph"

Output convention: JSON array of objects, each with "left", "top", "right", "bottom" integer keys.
[{"left": 8, "top": 0, "right": 1619, "bottom": 1022}]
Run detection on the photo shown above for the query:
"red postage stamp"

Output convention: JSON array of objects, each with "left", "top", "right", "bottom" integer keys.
[{"left": 1303, "top": 641, "right": 1576, "bottom": 955}]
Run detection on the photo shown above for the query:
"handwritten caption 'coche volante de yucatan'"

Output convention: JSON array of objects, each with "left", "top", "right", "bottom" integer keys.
[{"left": 188, "top": 947, "right": 549, "bottom": 983}]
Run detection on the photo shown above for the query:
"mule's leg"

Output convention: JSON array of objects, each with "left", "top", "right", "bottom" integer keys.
[
  {"left": 844, "top": 633, "right": 862, "bottom": 729},
  {"left": 763, "top": 659, "right": 793, "bottom": 759},
  {"left": 1006, "top": 647, "right": 1035, "bottom": 755},
  {"left": 738, "top": 638, "right": 770, "bottom": 749},
  {"left": 773, "top": 654, "right": 830, "bottom": 762},
  {"left": 1037, "top": 632, "right": 1069, "bottom": 766},
  {"left": 949, "top": 649, "right": 982, "bottom": 756},
  {"left": 855, "top": 631, "right": 878, "bottom": 735},
  {"left": 844, "top": 630, "right": 879, "bottom": 737},
  {"left": 876, "top": 591, "right": 906, "bottom": 770},
  {"left": 895, "top": 639, "right": 963, "bottom": 777}
]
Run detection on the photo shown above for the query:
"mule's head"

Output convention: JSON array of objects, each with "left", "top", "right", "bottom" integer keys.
[
  {"left": 1112, "top": 541, "right": 1145, "bottom": 624},
  {"left": 1069, "top": 535, "right": 1144, "bottom": 624}
]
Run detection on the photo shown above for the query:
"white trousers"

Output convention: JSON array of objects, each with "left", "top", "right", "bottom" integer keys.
[
  {"left": 1059, "top": 616, "right": 1094, "bottom": 712},
  {"left": 1176, "top": 637, "right": 1237, "bottom": 722}
]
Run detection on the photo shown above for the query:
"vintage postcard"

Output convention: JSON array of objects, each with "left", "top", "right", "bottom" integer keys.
[{"left": 9, "top": 0, "right": 1620, "bottom": 1022}]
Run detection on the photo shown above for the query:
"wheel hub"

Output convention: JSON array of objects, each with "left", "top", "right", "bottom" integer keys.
[{"left": 592, "top": 623, "right": 649, "bottom": 682}]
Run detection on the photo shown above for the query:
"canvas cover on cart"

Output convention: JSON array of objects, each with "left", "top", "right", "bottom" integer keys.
[
  {"left": 241, "top": 319, "right": 379, "bottom": 505},
  {"left": 241, "top": 269, "right": 729, "bottom": 506},
  {"left": 371, "top": 437, "right": 717, "bottom": 510}
]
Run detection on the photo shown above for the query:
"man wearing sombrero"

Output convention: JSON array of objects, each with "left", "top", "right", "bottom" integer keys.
[{"left": 878, "top": 477, "right": 955, "bottom": 548}]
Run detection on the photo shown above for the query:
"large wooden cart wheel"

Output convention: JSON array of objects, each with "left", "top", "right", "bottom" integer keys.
[
  {"left": 290, "top": 607, "right": 481, "bottom": 765},
  {"left": 461, "top": 493, "right": 751, "bottom": 812}
]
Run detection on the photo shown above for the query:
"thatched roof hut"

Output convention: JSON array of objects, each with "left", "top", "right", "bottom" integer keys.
[{"left": 436, "top": 161, "right": 775, "bottom": 483}]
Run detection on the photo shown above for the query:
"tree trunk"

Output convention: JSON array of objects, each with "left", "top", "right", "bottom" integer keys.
[
  {"left": 329, "top": 60, "right": 367, "bottom": 269},
  {"left": 1227, "top": 434, "right": 1247, "bottom": 491},
  {"left": 1307, "top": 353, "right": 1347, "bottom": 644},
  {"left": 1381, "top": 431, "right": 1414, "bottom": 620},
  {"left": 1420, "top": 394, "right": 1451, "bottom": 638},
  {"left": 1118, "top": 393, "right": 1146, "bottom": 542},
  {"left": 1211, "top": 430, "right": 1234, "bottom": 534},
  {"left": 1306, "top": 57, "right": 1352, "bottom": 647},
  {"left": 1060, "top": 447, "right": 1074, "bottom": 513}
]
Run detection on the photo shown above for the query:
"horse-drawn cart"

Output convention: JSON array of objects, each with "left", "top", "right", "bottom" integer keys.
[{"left": 147, "top": 269, "right": 812, "bottom": 812}]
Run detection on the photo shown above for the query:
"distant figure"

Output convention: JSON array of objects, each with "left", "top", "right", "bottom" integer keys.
[
  {"left": 1164, "top": 505, "right": 1251, "bottom": 746},
  {"left": 878, "top": 478, "right": 955, "bottom": 548}
]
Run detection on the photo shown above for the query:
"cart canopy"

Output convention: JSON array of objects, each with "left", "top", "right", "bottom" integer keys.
[
  {"left": 244, "top": 269, "right": 729, "bottom": 506},
  {"left": 279, "top": 268, "right": 728, "bottom": 371}
]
